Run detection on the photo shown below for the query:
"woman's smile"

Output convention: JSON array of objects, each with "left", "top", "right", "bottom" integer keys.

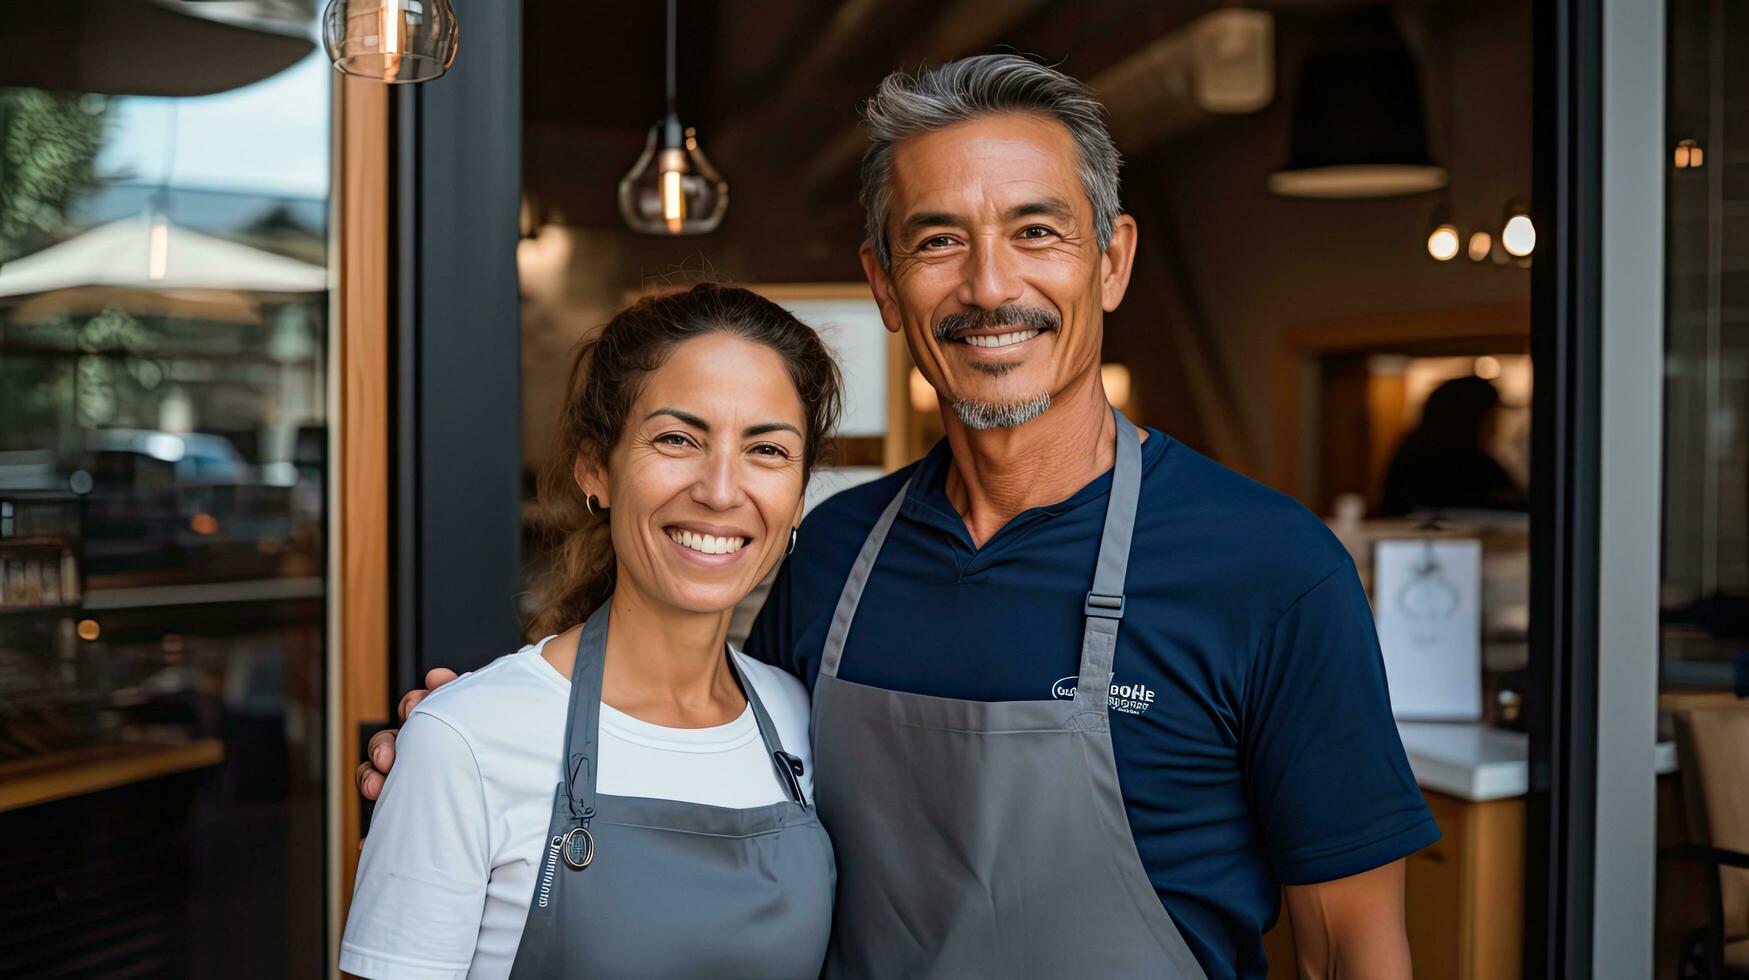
[{"left": 664, "top": 523, "right": 754, "bottom": 564}]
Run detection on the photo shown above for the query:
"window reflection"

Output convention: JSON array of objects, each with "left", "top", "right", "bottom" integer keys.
[
  {"left": 1658, "top": 0, "right": 1749, "bottom": 973},
  {"left": 0, "top": 48, "right": 329, "bottom": 975}
]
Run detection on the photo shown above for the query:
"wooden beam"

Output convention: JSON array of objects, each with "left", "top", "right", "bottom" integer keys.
[{"left": 334, "top": 75, "right": 391, "bottom": 931}]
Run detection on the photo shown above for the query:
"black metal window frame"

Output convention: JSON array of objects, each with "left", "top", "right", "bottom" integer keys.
[
  {"left": 390, "top": 0, "right": 527, "bottom": 694},
  {"left": 1526, "top": 0, "right": 1604, "bottom": 974}
]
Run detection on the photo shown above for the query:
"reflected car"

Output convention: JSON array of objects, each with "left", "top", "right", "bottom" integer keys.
[{"left": 79, "top": 429, "right": 297, "bottom": 581}]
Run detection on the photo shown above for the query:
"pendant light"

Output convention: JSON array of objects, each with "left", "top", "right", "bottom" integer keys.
[
  {"left": 1424, "top": 201, "right": 1459, "bottom": 262},
  {"left": 1268, "top": 8, "right": 1446, "bottom": 198},
  {"left": 1467, "top": 231, "right": 1492, "bottom": 262},
  {"left": 618, "top": 0, "right": 728, "bottom": 235},
  {"left": 1500, "top": 200, "right": 1535, "bottom": 258},
  {"left": 323, "top": 0, "right": 459, "bottom": 83}
]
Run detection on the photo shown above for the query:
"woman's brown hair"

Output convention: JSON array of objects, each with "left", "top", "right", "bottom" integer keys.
[{"left": 527, "top": 283, "right": 843, "bottom": 639}]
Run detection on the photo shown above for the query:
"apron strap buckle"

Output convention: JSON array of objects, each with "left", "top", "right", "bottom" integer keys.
[
  {"left": 773, "top": 751, "right": 809, "bottom": 809},
  {"left": 1084, "top": 592, "right": 1125, "bottom": 620},
  {"left": 564, "top": 753, "right": 596, "bottom": 820}
]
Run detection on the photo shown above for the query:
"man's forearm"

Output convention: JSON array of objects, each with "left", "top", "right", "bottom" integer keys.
[{"left": 1282, "top": 860, "right": 1412, "bottom": 979}]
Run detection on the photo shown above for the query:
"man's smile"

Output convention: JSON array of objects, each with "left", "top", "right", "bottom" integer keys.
[{"left": 951, "top": 327, "right": 1049, "bottom": 354}]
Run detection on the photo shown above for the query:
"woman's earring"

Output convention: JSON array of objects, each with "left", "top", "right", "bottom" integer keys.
[
  {"left": 586, "top": 494, "right": 601, "bottom": 516},
  {"left": 787, "top": 528, "right": 798, "bottom": 556}
]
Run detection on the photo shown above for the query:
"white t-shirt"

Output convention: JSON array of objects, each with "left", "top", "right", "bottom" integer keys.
[{"left": 339, "top": 638, "right": 814, "bottom": 980}]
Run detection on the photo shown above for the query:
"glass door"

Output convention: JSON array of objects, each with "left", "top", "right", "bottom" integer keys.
[
  {"left": 0, "top": 24, "right": 333, "bottom": 976},
  {"left": 1656, "top": 0, "right": 1749, "bottom": 976}
]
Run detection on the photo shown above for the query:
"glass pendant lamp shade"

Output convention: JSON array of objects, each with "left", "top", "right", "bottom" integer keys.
[
  {"left": 619, "top": 0, "right": 728, "bottom": 235},
  {"left": 323, "top": 0, "right": 458, "bottom": 83},
  {"left": 619, "top": 116, "right": 728, "bottom": 235}
]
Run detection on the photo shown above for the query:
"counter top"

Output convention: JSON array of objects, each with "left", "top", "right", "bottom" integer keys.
[
  {"left": 0, "top": 739, "right": 225, "bottom": 812},
  {"left": 1397, "top": 721, "right": 1677, "bottom": 802}
]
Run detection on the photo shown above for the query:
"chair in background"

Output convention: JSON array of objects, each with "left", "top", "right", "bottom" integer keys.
[{"left": 1666, "top": 705, "right": 1749, "bottom": 979}]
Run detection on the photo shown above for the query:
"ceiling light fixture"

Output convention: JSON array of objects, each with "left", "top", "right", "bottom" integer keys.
[
  {"left": 1267, "top": 8, "right": 1447, "bottom": 198},
  {"left": 1674, "top": 138, "right": 1704, "bottom": 169},
  {"left": 1501, "top": 201, "right": 1536, "bottom": 258},
  {"left": 618, "top": 0, "right": 727, "bottom": 235},
  {"left": 1425, "top": 202, "right": 1458, "bottom": 261},
  {"left": 323, "top": 0, "right": 459, "bottom": 84},
  {"left": 1467, "top": 231, "right": 1491, "bottom": 262}
]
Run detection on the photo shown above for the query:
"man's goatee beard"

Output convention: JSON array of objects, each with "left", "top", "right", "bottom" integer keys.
[{"left": 951, "top": 393, "right": 1052, "bottom": 430}]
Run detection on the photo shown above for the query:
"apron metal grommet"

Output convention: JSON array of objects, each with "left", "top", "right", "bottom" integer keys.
[{"left": 561, "top": 826, "right": 595, "bottom": 870}]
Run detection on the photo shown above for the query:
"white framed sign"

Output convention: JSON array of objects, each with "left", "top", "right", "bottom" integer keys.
[
  {"left": 771, "top": 296, "right": 888, "bottom": 439},
  {"left": 1372, "top": 537, "right": 1483, "bottom": 720}
]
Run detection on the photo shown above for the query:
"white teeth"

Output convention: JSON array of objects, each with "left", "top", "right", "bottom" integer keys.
[
  {"left": 964, "top": 329, "right": 1040, "bottom": 349},
  {"left": 668, "top": 529, "right": 747, "bottom": 556}
]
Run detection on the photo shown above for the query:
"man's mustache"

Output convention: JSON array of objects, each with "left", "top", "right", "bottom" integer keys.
[{"left": 933, "top": 305, "right": 1061, "bottom": 342}]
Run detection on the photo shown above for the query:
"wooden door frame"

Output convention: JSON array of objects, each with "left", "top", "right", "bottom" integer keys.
[
  {"left": 1271, "top": 301, "right": 1530, "bottom": 506},
  {"left": 329, "top": 75, "right": 392, "bottom": 955}
]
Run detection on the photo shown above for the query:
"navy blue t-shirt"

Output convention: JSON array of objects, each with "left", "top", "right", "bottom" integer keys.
[{"left": 744, "top": 429, "right": 1439, "bottom": 979}]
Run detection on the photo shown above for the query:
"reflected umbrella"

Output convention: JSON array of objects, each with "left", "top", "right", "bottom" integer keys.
[{"left": 0, "top": 216, "right": 326, "bottom": 300}]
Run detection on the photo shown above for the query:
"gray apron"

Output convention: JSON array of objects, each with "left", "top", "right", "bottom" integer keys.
[
  {"left": 811, "top": 410, "right": 1207, "bottom": 978},
  {"left": 509, "top": 602, "right": 835, "bottom": 979}
]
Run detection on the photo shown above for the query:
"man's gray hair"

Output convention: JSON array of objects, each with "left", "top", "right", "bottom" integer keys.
[{"left": 860, "top": 54, "right": 1124, "bottom": 270}]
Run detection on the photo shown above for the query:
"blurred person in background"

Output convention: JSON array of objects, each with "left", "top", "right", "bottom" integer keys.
[{"left": 1379, "top": 375, "right": 1527, "bottom": 517}]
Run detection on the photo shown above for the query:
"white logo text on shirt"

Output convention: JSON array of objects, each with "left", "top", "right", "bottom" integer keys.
[{"left": 1050, "top": 676, "right": 1157, "bottom": 715}]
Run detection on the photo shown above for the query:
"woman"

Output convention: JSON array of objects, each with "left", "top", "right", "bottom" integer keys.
[{"left": 340, "top": 284, "right": 841, "bottom": 979}]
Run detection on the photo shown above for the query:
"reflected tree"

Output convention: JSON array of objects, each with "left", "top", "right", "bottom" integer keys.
[{"left": 0, "top": 90, "right": 108, "bottom": 264}]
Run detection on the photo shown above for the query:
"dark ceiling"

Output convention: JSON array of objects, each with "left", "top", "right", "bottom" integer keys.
[
  {"left": 521, "top": 0, "right": 1418, "bottom": 285},
  {"left": 522, "top": 0, "right": 1244, "bottom": 231}
]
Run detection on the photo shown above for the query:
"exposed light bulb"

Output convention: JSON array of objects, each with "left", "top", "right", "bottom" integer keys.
[
  {"left": 1427, "top": 224, "right": 1460, "bottom": 262},
  {"left": 1467, "top": 231, "right": 1492, "bottom": 262},
  {"left": 1502, "top": 213, "right": 1536, "bottom": 257},
  {"left": 380, "top": 0, "right": 402, "bottom": 78},
  {"left": 660, "top": 148, "right": 687, "bottom": 233}
]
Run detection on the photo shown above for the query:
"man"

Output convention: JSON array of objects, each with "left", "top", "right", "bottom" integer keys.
[{"left": 364, "top": 55, "right": 1437, "bottom": 978}]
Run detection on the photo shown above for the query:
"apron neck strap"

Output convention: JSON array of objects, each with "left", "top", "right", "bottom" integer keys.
[
  {"left": 729, "top": 653, "right": 812, "bottom": 806},
  {"left": 562, "top": 599, "right": 810, "bottom": 813},
  {"left": 818, "top": 480, "right": 909, "bottom": 680},
  {"left": 561, "top": 600, "right": 612, "bottom": 822},
  {"left": 818, "top": 407, "right": 1145, "bottom": 704},
  {"left": 1074, "top": 410, "right": 1142, "bottom": 711}
]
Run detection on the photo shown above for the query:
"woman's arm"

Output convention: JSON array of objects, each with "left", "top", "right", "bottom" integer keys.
[{"left": 341, "top": 711, "right": 491, "bottom": 980}]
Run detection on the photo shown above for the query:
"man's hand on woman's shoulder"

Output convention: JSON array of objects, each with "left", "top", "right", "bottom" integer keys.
[{"left": 355, "top": 667, "right": 460, "bottom": 803}]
